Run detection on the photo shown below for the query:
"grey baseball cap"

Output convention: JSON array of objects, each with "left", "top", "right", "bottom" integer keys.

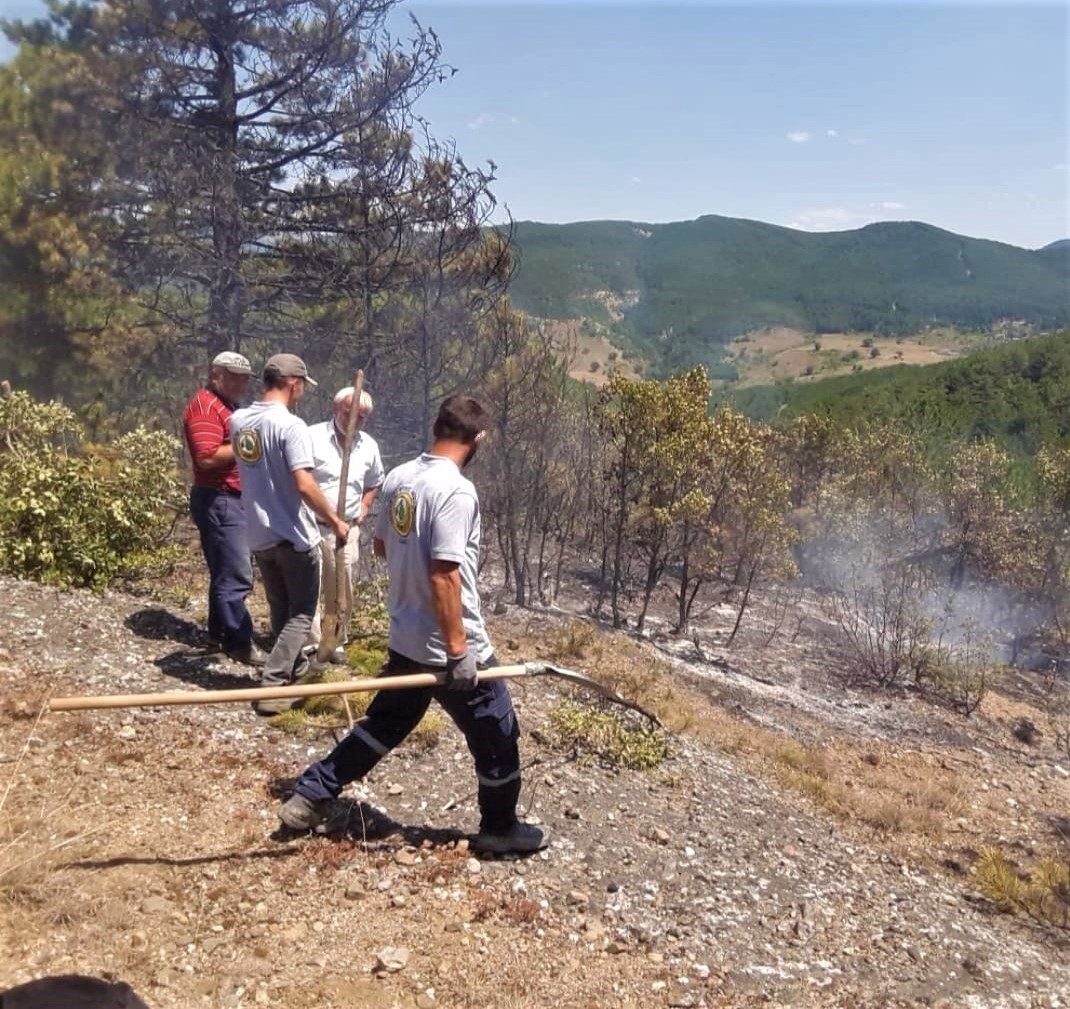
[
  {"left": 211, "top": 351, "right": 253, "bottom": 375},
  {"left": 263, "top": 353, "right": 318, "bottom": 387}
]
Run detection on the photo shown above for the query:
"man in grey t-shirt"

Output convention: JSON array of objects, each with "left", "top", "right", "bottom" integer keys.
[
  {"left": 279, "top": 395, "right": 548, "bottom": 854},
  {"left": 231, "top": 354, "right": 350, "bottom": 715}
]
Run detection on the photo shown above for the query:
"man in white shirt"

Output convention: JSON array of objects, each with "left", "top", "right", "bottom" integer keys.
[
  {"left": 231, "top": 354, "right": 350, "bottom": 715},
  {"left": 307, "top": 386, "right": 385, "bottom": 663}
]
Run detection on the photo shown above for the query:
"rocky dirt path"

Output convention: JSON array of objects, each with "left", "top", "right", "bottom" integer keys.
[{"left": 1, "top": 576, "right": 1067, "bottom": 1009}]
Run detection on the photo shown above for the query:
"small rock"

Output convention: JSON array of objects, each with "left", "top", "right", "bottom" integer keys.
[
  {"left": 466, "top": 858, "right": 481, "bottom": 875},
  {"left": 374, "top": 946, "right": 411, "bottom": 973},
  {"left": 395, "top": 850, "right": 417, "bottom": 866},
  {"left": 118, "top": 725, "right": 137, "bottom": 741},
  {"left": 566, "top": 890, "right": 589, "bottom": 907},
  {"left": 416, "top": 995, "right": 435, "bottom": 1009},
  {"left": 580, "top": 918, "right": 606, "bottom": 940},
  {"left": 962, "top": 957, "right": 985, "bottom": 979},
  {"left": 652, "top": 827, "right": 670, "bottom": 845}
]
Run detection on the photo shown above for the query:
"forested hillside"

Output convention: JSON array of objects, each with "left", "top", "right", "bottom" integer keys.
[
  {"left": 507, "top": 217, "right": 1070, "bottom": 375},
  {"left": 731, "top": 329, "right": 1070, "bottom": 456}
]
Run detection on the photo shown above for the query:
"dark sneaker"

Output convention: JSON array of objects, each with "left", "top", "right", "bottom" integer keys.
[
  {"left": 326, "top": 648, "right": 348, "bottom": 666},
  {"left": 279, "top": 792, "right": 334, "bottom": 832},
  {"left": 253, "top": 696, "right": 295, "bottom": 717},
  {"left": 472, "top": 822, "right": 550, "bottom": 855},
  {"left": 225, "top": 643, "right": 268, "bottom": 667}
]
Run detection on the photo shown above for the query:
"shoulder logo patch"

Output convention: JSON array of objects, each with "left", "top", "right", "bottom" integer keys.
[
  {"left": 390, "top": 489, "right": 415, "bottom": 538},
  {"left": 235, "top": 428, "right": 263, "bottom": 464}
]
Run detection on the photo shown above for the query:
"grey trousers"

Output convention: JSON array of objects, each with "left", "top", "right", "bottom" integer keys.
[{"left": 254, "top": 542, "right": 321, "bottom": 688}]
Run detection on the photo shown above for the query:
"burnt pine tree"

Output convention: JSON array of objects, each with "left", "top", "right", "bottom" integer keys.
[{"left": 7, "top": 0, "right": 495, "bottom": 360}]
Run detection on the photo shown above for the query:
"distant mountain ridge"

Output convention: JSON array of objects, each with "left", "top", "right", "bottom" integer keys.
[{"left": 505, "top": 215, "right": 1070, "bottom": 375}]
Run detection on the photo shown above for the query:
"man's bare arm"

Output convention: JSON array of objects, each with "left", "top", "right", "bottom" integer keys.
[
  {"left": 358, "top": 486, "right": 380, "bottom": 524},
  {"left": 429, "top": 559, "right": 467, "bottom": 657}
]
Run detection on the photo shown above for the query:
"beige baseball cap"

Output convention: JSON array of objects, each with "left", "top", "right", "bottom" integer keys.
[{"left": 211, "top": 351, "right": 253, "bottom": 375}]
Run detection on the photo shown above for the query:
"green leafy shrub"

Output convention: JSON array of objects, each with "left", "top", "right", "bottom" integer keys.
[
  {"left": 0, "top": 391, "right": 181, "bottom": 588},
  {"left": 547, "top": 700, "right": 672, "bottom": 770},
  {"left": 976, "top": 847, "right": 1070, "bottom": 930}
]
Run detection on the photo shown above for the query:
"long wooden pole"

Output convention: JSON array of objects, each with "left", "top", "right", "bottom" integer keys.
[
  {"left": 48, "top": 666, "right": 531, "bottom": 713},
  {"left": 318, "top": 368, "right": 365, "bottom": 662}
]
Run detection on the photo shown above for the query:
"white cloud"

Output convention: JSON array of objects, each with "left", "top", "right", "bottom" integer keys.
[
  {"left": 467, "top": 112, "right": 519, "bottom": 130},
  {"left": 786, "top": 130, "right": 811, "bottom": 144},
  {"left": 630, "top": 176, "right": 642, "bottom": 184},
  {"left": 881, "top": 201, "right": 906, "bottom": 210},
  {"left": 847, "top": 137, "right": 867, "bottom": 146},
  {"left": 1054, "top": 162, "right": 1068, "bottom": 171},
  {"left": 826, "top": 129, "right": 838, "bottom": 138},
  {"left": 788, "top": 207, "right": 854, "bottom": 231}
]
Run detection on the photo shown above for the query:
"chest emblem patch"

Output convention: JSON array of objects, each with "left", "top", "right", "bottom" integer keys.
[
  {"left": 235, "top": 428, "right": 263, "bottom": 464},
  {"left": 390, "top": 489, "right": 415, "bottom": 538}
]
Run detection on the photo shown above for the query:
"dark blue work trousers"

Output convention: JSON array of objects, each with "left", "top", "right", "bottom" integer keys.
[
  {"left": 295, "top": 650, "right": 522, "bottom": 832},
  {"left": 189, "top": 487, "right": 254, "bottom": 651}
]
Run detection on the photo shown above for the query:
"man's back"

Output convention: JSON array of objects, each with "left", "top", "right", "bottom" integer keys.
[
  {"left": 375, "top": 453, "right": 491, "bottom": 665},
  {"left": 231, "top": 400, "right": 319, "bottom": 552}
]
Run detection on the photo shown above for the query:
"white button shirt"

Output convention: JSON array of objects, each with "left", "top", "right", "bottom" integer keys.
[{"left": 308, "top": 420, "right": 385, "bottom": 523}]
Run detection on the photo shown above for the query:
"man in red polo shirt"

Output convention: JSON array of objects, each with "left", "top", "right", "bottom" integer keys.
[{"left": 182, "top": 351, "right": 264, "bottom": 666}]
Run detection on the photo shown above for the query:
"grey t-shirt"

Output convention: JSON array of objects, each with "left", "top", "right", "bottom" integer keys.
[
  {"left": 231, "top": 400, "right": 321, "bottom": 553},
  {"left": 374, "top": 453, "right": 492, "bottom": 665}
]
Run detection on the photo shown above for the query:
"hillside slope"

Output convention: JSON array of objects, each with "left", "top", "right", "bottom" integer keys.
[
  {"left": 2, "top": 550, "right": 1069, "bottom": 1008},
  {"left": 507, "top": 216, "right": 1070, "bottom": 375},
  {"left": 731, "top": 329, "right": 1070, "bottom": 455}
]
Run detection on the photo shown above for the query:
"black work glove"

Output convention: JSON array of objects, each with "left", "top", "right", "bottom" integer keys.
[{"left": 445, "top": 651, "right": 478, "bottom": 691}]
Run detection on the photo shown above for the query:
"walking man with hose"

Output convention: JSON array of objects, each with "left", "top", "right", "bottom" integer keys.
[{"left": 279, "top": 394, "right": 548, "bottom": 854}]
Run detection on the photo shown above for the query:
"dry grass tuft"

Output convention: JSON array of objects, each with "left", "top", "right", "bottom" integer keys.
[
  {"left": 1, "top": 718, "right": 97, "bottom": 904},
  {"left": 771, "top": 741, "right": 964, "bottom": 839}
]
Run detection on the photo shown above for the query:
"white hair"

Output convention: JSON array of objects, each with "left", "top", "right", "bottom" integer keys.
[{"left": 333, "top": 386, "right": 374, "bottom": 413}]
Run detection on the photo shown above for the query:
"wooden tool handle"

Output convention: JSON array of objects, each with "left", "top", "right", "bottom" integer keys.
[{"left": 48, "top": 665, "right": 530, "bottom": 713}]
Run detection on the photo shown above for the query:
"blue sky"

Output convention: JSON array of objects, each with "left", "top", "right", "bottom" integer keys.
[{"left": 2, "top": 1, "right": 1067, "bottom": 247}]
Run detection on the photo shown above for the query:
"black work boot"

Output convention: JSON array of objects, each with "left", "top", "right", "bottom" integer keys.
[{"left": 473, "top": 821, "right": 550, "bottom": 854}]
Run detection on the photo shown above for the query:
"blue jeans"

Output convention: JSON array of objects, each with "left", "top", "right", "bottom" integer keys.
[
  {"left": 295, "top": 651, "right": 522, "bottom": 832},
  {"left": 189, "top": 487, "right": 254, "bottom": 650}
]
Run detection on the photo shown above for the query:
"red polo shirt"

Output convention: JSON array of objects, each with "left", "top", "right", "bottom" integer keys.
[{"left": 183, "top": 387, "right": 241, "bottom": 493}]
